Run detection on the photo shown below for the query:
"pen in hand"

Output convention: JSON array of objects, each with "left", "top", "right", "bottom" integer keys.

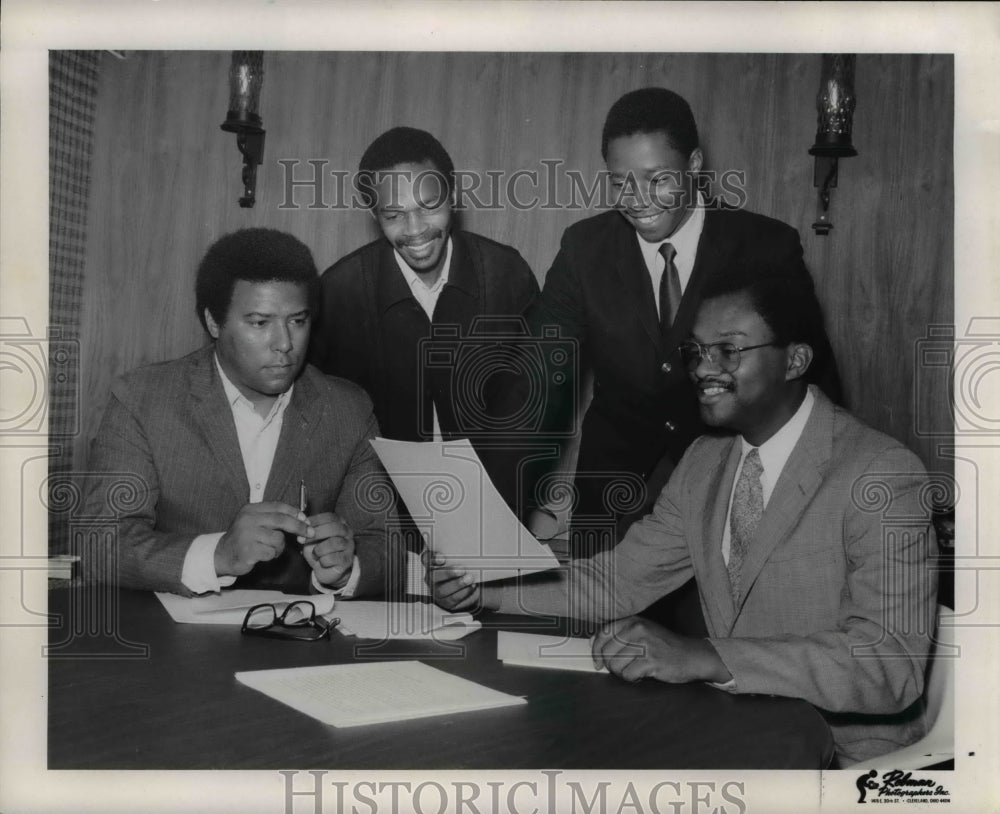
[{"left": 297, "top": 479, "right": 313, "bottom": 545}]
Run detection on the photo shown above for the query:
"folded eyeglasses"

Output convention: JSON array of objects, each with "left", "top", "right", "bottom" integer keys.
[{"left": 241, "top": 601, "right": 337, "bottom": 642}]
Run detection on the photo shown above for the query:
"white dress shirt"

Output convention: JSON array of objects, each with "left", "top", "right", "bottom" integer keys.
[
  {"left": 636, "top": 194, "right": 706, "bottom": 318},
  {"left": 180, "top": 356, "right": 360, "bottom": 596},
  {"left": 393, "top": 237, "right": 454, "bottom": 441}
]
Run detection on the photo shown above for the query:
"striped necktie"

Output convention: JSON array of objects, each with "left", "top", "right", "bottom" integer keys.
[{"left": 728, "top": 448, "right": 763, "bottom": 599}]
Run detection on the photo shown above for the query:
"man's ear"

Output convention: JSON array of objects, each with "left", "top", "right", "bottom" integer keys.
[
  {"left": 785, "top": 342, "right": 814, "bottom": 382},
  {"left": 204, "top": 308, "right": 221, "bottom": 340},
  {"left": 686, "top": 147, "right": 704, "bottom": 175}
]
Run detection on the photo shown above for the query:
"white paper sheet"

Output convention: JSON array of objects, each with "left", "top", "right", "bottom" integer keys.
[
  {"left": 371, "top": 437, "right": 560, "bottom": 581},
  {"left": 155, "top": 589, "right": 335, "bottom": 625},
  {"left": 405, "top": 550, "right": 430, "bottom": 596},
  {"left": 497, "top": 631, "right": 608, "bottom": 674},
  {"left": 334, "top": 601, "right": 480, "bottom": 641},
  {"left": 235, "top": 660, "right": 526, "bottom": 727}
]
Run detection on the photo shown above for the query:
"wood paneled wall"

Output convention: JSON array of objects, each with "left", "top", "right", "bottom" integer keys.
[{"left": 76, "top": 51, "right": 953, "bottom": 477}]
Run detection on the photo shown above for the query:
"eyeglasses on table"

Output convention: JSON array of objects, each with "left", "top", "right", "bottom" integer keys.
[{"left": 240, "top": 601, "right": 338, "bottom": 642}]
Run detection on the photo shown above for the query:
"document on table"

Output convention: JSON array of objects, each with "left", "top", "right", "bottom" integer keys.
[
  {"left": 497, "top": 631, "right": 608, "bottom": 674},
  {"left": 235, "top": 660, "right": 526, "bottom": 727},
  {"left": 334, "top": 601, "right": 480, "bottom": 640},
  {"left": 155, "top": 589, "right": 335, "bottom": 625},
  {"left": 370, "top": 437, "right": 560, "bottom": 581}
]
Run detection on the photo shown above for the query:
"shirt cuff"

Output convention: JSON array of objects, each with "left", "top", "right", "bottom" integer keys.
[
  {"left": 705, "top": 638, "right": 737, "bottom": 691},
  {"left": 181, "top": 533, "right": 237, "bottom": 594},
  {"left": 311, "top": 555, "right": 361, "bottom": 598}
]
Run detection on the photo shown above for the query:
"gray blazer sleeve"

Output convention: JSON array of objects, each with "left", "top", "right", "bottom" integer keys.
[{"left": 82, "top": 387, "right": 197, "bottom": 594}]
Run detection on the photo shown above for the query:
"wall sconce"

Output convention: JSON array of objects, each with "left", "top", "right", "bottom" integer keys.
[
  {"left": 809, "top": 54, "right": 858, "bottom": 235},
  {"left": 220, "top": 51, "right": 266, "bottom": 208}
]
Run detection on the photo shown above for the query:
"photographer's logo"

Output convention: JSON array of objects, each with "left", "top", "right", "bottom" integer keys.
[
  {"left": 856, "top": 770, "right": 878, "bottom": 803},
  {"left": 855, "top": 769, "right": 951, "bottom": 804}
]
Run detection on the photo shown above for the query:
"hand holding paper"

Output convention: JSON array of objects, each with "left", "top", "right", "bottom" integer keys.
[
  {"left": 422, "top": 549, "right": 483, "bottom": 612},
  {"left": 370, "top": 438, "right": 559, "bottom": 582}
]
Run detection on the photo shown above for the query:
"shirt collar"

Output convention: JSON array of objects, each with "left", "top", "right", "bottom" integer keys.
[
  {"left": 394, "top": 236, "right": 453, "bottom": 294},
  {"left": 214, "top": 353, "right": 293, "bottom": 421},
  {"left": 739, "top": 386, "right": 816, "bottom": 488},
  {"left": 635, "top": 192, "right": 706, "bottom": 275}
]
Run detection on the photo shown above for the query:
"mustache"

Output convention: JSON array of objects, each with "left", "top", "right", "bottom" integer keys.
[{"left": 395, "top": 229, "right": 444, "bottom": 248}]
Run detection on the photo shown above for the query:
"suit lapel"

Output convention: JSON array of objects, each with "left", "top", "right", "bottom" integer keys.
[
  {"left": 189, "top": 348, "right": 249, "bottom": 504},
  {"left": 611, "top": 220, "right": 661, "bottom": 349},
  {"left": 691, "top": 438, "right": 743, "bottom": 634},
  {"left": 264, "top": 368, "right": 323, "bottom": 505},
  {"left": 733, "top": 389, "right": 834, "bottom": 615}
]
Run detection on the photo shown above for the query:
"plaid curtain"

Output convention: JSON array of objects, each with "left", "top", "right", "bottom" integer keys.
[{"left": 49, "top": 50, "right": 100, "bottom": 552}]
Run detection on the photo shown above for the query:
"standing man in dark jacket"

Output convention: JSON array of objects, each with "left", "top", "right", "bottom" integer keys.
[
  {"left": 310, "top": 127, "right": 540, "bottom": 520},
  {"left": 532, "top": 87, "right": 839, "bottom": 554}
]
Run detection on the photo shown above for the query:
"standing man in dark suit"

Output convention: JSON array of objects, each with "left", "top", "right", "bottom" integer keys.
[
  {"left": 532, "top": 87, "right": 838, "bottom": 551},
  {"left": 310, "top": 127, "right": 540, "bottom": 517},
  {"left": 83, "top": 228, "right": 403, "bottom": 597}
]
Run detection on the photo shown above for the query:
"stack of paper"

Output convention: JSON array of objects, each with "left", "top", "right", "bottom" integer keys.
[
  {"left": 497, "top": 631, "right": 608, "bottom": 674},
  {"left": 371, "top": 438, "right": 560, "bottom": 581},
  {"left": 334, "top": 601, "right": 480, "bottom": 641},
  {"left": 235, "top": 660, "right": 526, "bottom": 727},
  {"left": 155, "top": 589, "right": 335, "bottom": 625}
]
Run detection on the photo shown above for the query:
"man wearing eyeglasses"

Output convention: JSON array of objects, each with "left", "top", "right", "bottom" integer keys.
[
  {"left": 427, "top": 268, "right": 935, "bottom": 765},
  {"left": 83, "top": 228, "right": 403, "bottom": 598}
]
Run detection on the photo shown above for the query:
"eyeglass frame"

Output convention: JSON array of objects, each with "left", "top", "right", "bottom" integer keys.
[
  {"left": 677, "top": 340, "right": 784, "bottom": 373},
  {"left": 240, "top": 600, "right": 336, "bottom": 642}
]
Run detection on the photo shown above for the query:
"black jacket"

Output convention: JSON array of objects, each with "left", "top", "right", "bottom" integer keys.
[
  {"left": 532, "top": 207, "right": 838, "bottom": 511},
  {"left": 310, "top": 230, "right": 540, "bottom": 511}
]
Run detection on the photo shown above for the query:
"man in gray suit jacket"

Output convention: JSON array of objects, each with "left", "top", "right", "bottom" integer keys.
[
  {"left": 84, "top": 228, "right": 403, "bottom": 597},
  {"left": 428, "top": 268, "right": 937, "bottom": 764}
]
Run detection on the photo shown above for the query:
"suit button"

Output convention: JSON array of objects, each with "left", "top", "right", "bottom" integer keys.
[
  {"left": 664, "top": 421, "right": 676, "bottom": 432},
  {"left": 661, "top": 362, "right": 672, "bottom": 373}
]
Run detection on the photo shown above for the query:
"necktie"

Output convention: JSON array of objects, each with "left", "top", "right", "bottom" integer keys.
[
  {"left": 658, "top": 242, "right": 681, "bottom": 332},
  {"left": 728, "top": 448, "right": 763, "bottom": 599}
]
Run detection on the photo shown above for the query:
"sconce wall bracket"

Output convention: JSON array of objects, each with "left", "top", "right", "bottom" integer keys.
[
  {"left": 221, "top": 117, "right": 266, "bottom": 208},
  {"left": 808, "top": 54, "right": 858, "bottom": 236},
  {"left": 221, "top": 51, "right": 265, "bottom": 209}
]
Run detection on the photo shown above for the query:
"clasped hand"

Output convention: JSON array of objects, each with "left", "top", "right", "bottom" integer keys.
[
  {"left": 591, "top": 616, "right": 732, "bottom": 685},
  {"left": 216, "top": 502, "right": 355, "bottom": 588}
]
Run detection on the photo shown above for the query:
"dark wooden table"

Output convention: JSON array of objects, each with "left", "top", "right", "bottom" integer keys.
[{"left": 47, "top": 587, "right": 833, "bottom": 769}]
